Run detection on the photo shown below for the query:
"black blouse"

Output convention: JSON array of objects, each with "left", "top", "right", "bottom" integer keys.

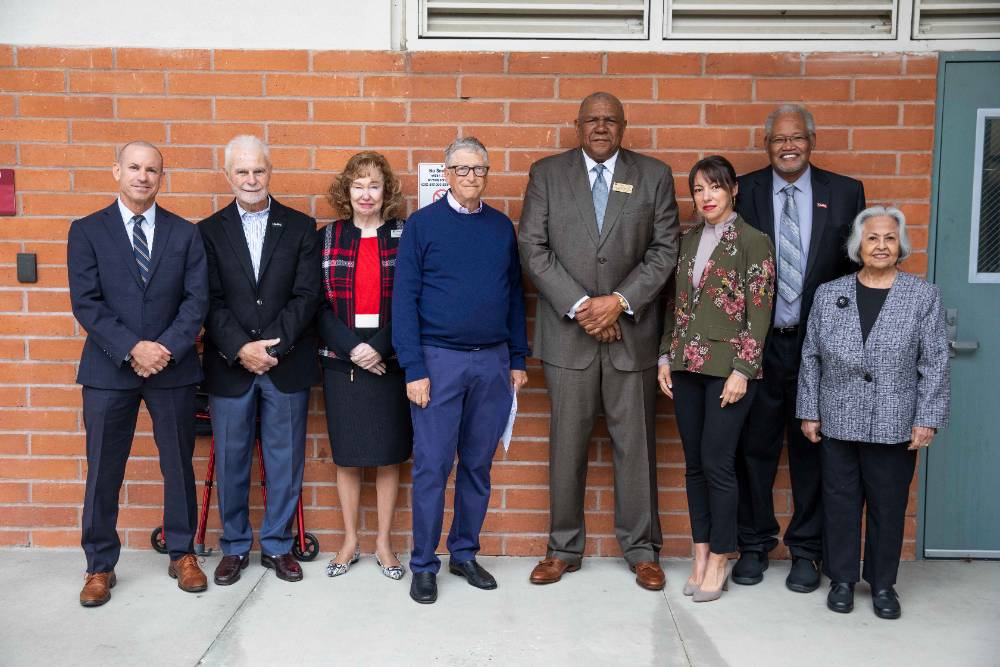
[{"left": 856, "top": 277, "right": 890, "bottom": 344}]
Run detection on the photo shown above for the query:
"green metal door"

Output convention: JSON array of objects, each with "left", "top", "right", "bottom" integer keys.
[{"left": 923, "top": 53, "right": 1000, "bottom": 558}]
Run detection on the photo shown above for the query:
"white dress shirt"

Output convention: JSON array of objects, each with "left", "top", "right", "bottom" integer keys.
[
  {"left": 446, "top": 190, "right": 483, "bottom": 214},
  {"left": 118, "top": 198, "right": 156, "bottom": 252},
  {"left": 237, "top": 197, "right": 271, "bottom": 280}
]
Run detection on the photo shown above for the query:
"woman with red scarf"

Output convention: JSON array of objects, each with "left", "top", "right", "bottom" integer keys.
[{"left": 318, "top": 152, "right": 412, "bottom": 581}]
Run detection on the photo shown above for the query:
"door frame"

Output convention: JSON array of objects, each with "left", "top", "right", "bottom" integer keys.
[{"left": 918, "top": 50, "right": 1000, "bottom": 559}]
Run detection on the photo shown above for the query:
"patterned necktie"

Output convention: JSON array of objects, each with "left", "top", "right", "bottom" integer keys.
[
  {"left": 592, "top": 163, "right": 609, "bottom": 234},
  {"left": 777, "top": 185, "right": 803, "bottom": 303},
  {"left": 132, "top": 214, "right": 150, "bottom": 284}
]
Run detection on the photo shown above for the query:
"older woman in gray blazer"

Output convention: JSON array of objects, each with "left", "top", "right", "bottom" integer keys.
[{"left": 797, "top": 205, "right": 949, "bottom": 621}]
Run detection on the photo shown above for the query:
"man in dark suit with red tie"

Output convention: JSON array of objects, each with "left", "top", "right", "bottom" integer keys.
[
  {"left": 68, "top": 141, "right": 209, "bottom": 607},
  {"left": 199, "top": 136, "right": 320, "bottom": 585},
  {"left": 733, "top": 104, "right": 866, "bottom": 593}
]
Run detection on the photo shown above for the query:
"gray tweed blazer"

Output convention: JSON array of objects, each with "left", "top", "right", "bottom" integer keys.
[{"left": 796, "top": 271, "right": 950, "bottom": 444}]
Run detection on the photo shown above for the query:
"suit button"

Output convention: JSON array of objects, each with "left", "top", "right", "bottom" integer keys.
[
  {"left": 251, "top": 329, "right": 259, "bottom": 336},
  {"left": 863, "top": 372, "right": 872, "bottom": 382},
  {"left": 256, "top": 298, "right": 263, "bottom": 306},
  {"left": 598, "top": 257, "right": 607, "bottom": 264}
]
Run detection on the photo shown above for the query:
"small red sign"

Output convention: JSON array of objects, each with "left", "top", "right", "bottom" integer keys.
[{"left": 0, "top": 169, "right": 14, "bottom": 216}]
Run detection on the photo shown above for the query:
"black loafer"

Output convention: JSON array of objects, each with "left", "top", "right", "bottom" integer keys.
[
  {"left": 448, "top": 559, "right": 497, "bottom": 590},
  {"left": 786, "top": 557, "right": 821, "bottom": 593},
  {"left": 732, "top": 551, "right": 769, "bottom": 585},
  {"left": 826, "top": 582, "right": 855, "bottom": 613},
  {"left": 410, "top": 572, "right": 437, "bottom": 604},
  {"left": 872, "top": 587, "right": 901, "bottom": 619}
]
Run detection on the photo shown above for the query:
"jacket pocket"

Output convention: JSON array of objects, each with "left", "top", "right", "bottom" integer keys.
[{"left": 707, "top": 324, "right": 739, "bottom": 342}]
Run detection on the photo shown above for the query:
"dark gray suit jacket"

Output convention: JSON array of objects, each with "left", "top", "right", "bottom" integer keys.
[
  {"left": 518, "top": 148, "right": 680, "bottom": 371},
  {"left": 797, "top": 272, "right": 950, "bottom": 444}
]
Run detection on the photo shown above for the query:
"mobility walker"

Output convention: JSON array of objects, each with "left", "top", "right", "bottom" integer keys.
[{"left": 151, "top": 393, "right": 319, "bottom": 561}]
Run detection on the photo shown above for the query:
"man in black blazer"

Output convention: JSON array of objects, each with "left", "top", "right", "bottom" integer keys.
[
  {"left": 733, "top": 104, "right": 865, "bottom": 593},
  {"left": 199, "top": 136, "right": 320, "bottom": 585},
  {"left": 68, "top": 141, "right": 209, "bottom": 607}
]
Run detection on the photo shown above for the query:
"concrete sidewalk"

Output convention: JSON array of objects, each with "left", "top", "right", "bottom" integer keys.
[{"left": 0, "top": 550, "right": 996, "bottom": 666}]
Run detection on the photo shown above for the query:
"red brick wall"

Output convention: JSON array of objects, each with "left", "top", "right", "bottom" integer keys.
[{"left": 0, "top": 46, "right": 936, "bottom": 559}]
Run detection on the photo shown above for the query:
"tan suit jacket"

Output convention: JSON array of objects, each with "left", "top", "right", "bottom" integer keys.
[{"left": 518, "top": 148, "right": 680, "bottom": 371}]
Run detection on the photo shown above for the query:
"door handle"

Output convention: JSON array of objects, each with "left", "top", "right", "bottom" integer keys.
[
  {"left": 944, "top": 308, "right": 979, "bottom": 358},
  {"left": 949, "top": 340, "right": 979, "bottom": 353}
]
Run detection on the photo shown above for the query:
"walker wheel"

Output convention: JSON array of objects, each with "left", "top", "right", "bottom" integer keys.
[
  {"left": 151, "top": 526, "right": 168, "bottom": 554},
  {"left": 292, "top": 532, "right": 320, "bottom": 561}
]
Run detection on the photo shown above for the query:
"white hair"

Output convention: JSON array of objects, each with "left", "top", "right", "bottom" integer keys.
[
  {"left": 224, "top": 135, "right": 270, "bottom": 170},
  {"left": 846, "top": 205, "right": 912, "bottom": 265},
  {"left": 764, "top": 104, "right": 816, "bottom": 137},
  {"left": 444, "top": 137, "right": 488, "bottom": 166}
]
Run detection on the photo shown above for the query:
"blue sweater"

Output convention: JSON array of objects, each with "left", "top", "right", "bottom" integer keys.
[{"left": 392, "top": 196, "right": 529, "bottom": 382}]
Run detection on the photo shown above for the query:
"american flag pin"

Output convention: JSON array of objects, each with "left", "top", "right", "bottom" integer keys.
[{"left": 817, "top": 202, "right": 828, "bottom": 209}]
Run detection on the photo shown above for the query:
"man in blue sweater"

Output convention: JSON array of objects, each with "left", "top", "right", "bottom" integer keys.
[{"left": 393, "top": 137, "right": 529, "bottom": 604}]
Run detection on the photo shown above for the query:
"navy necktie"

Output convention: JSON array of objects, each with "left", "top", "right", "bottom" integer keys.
[{"left": 132, "top": 215, "right": 150, "bottom": 284}]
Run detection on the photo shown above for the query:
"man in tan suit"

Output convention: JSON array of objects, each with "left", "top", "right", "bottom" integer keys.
[{"left": 518, "top": 92, "right": 680, "bottom": 590}]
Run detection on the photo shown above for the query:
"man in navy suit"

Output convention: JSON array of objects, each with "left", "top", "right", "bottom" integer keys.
[
  {"left": 68, "top": 141, "right": 209, "bottom": 607},
  {"left": 199, "top": 136, "right": 320, "bottom": 585},
  {"left": 733, "top": 104, "right": 866, "bottom": 593}
]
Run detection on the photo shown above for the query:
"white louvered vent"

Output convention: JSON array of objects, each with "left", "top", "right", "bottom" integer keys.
[
  {"left": 665, "top": 1, "right": 896, "bottom": 39},
  {"left": 420, "top": 0, "right": 648, "bottom": 39},
  {"left": 913, "top": 1, "right": 1000, "bottom": 38}
]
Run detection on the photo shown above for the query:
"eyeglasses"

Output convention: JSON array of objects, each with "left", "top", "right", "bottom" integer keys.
[
  {"left": 768, "top": 134, "right": 811, "bottom": 147},
  {"left": 447, "top": 165, "right": 489, "bottom": 177}
]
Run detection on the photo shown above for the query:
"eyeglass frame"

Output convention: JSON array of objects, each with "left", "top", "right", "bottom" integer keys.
[
  {"left": 766, "top": 134, "right": 813, "bottom": 147},
  {"left": 446, "top": 165, "right": 490, "bottom": 177}
]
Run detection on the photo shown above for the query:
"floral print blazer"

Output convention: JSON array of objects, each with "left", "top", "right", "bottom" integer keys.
[{"left": 659, "top": 215, "right": 775, "bottom": 379}]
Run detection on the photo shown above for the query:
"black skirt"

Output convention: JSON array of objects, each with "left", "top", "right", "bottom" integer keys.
[{"left": 322, "top": 363, "right": 413, "bottom": 468}]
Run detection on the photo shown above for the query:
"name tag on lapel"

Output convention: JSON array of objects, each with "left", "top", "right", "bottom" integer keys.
[
  {"left": 391, "top": 228, "right": 403, "bottom": 238},
  {"left": 612, "top": 182, "right": 633, "bottom": 194}
]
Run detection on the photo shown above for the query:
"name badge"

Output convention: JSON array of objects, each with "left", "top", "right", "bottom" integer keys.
[
  {"left": 391, "top": 228, "right": 403, "bottom": 238},
  {"left": 612, "top": 182, "right": 633, "bottom": 194}
]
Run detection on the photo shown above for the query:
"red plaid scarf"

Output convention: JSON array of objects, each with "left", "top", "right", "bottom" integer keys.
[{"left": 319, "top": 218, "right": 402, "bottom": 358}]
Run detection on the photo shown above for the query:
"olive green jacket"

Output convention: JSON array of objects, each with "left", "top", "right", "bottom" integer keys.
[{"left": 659, "top": 216, "right": 775, "bottom": 379}]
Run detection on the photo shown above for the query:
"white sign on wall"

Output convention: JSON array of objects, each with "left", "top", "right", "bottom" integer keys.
[{"left": 418, "top": 163, "right": 449, "bottom": 210}]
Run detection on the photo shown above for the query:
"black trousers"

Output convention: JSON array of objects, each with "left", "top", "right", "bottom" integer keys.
[
  {"left": 81, "top": 384, "right": 198, "bottom": 572},
  {"left": 737, "top": 330, "right": 823, "bottom": 560},
  {"left": 822, "top": 437, "right": 916, "bottom": 591},
  {"left": 672, "top": 371, "right": 757, "bottom": 554}
]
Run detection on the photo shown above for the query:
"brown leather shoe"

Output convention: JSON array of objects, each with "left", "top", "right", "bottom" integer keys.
[
  {"left": 529, "top": 557, "right": 580, "bottom": 585},
  {"left": 214, "top": 554, "right": 249, "bottom": 586},
  {"left": 80, "top": 571, "right": 116, "bottom": 607},
  {"left": 632, "top": 561, "right": 666, "bottom": 591},
  {"left": 169, "top": 554, "right": 208, "bottom": 593},
  {"left": 261, "top": 552, "right": 303, "bottom": 582}
]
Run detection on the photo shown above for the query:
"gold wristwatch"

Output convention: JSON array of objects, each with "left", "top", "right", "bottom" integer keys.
[{"left": 615, "top": 292, "right": 629, "bottom": 312}]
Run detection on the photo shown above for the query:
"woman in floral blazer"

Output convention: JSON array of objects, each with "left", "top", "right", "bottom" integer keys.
[{"left": 657, "top": 155, "right": 775, "bottom": 602}]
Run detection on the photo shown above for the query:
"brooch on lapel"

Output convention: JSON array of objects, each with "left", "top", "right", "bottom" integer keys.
[
  {"left": 612, "top": 182, "right": 633, "bottom": 194},
  {"left": 836, "top": 296, "right": 849, "bottom": 308}
]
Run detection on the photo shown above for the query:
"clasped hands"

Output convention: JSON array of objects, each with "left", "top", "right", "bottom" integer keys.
[
  {"left": 576, "top": 294, "right": 623, "bottom": 343},
  {"left": 129, "top": 340, "right": 172, "bottom": 378},
  {"left": 350, "top": 342, "right": 386, "bottom": 376},
  {"left": 237, "top": 338, "right": 280, "bottom": 375}
]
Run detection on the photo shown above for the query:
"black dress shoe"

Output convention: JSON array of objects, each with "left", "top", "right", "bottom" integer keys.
[
  {"left": 448, "top": 559, "right": 498, "bottom": 590},
  {"left": 261, "top": 552, "right": 303, "bottom": 582},
  {"left": 732, "top": 551, "right": 769, "bottom": 585},
  {"left": 826, "top": 582, "right": 855, "bottom": 613},
  {"left": 786, "top": 557, "right": 821, "bottom": 593},
  {"left": 872, "top": 587, "right": 901, "bottom": 619},
  {"left": 410, "top": 572, "right": 437, "bottom": 604},
  {"left": 214, "top": 554, "right": 249, "bottom": 586}
]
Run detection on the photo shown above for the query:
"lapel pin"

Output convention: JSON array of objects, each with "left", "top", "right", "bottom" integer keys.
[
  {"left": 836, "top": 296, "right": 849, "bottom": 308},
  {"left": 271, "top": 222, "right": 283, "bottom": 227},
  {"left": 612, "top": 182, "right": 633, "bottom": 194},
  {"left": 817, "top": 202, "right": 828, "bottom": 209}
]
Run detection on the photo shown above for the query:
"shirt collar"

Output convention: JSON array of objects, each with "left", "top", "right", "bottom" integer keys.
[
  {"left": 117, "top": 198, "right": 156, "bottom": 227},
  {"left": 582, "top": 149, "right": 619, "bottom": 178},
  {"left": 236, "top": 196, "right": 271, "bottom": 219},
  {"left": 772, "top": 165, "right": 812, "bottom": 195},
  {"left": 446, "top": 190, "right": 483, "bottom": 215},
  {"left": 707, "top": 212, "right": 737, "bottom": 240}
]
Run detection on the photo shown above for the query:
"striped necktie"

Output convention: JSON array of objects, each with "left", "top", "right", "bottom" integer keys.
[
  {"left": 777, "top": 185, "right": 803, "bottom": 303},
  {"left": 132, "top": 214, "right": 150, "bottom": 284},
  {"left": 592, "top": 163, "right": 609, "bottom": 234}
]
